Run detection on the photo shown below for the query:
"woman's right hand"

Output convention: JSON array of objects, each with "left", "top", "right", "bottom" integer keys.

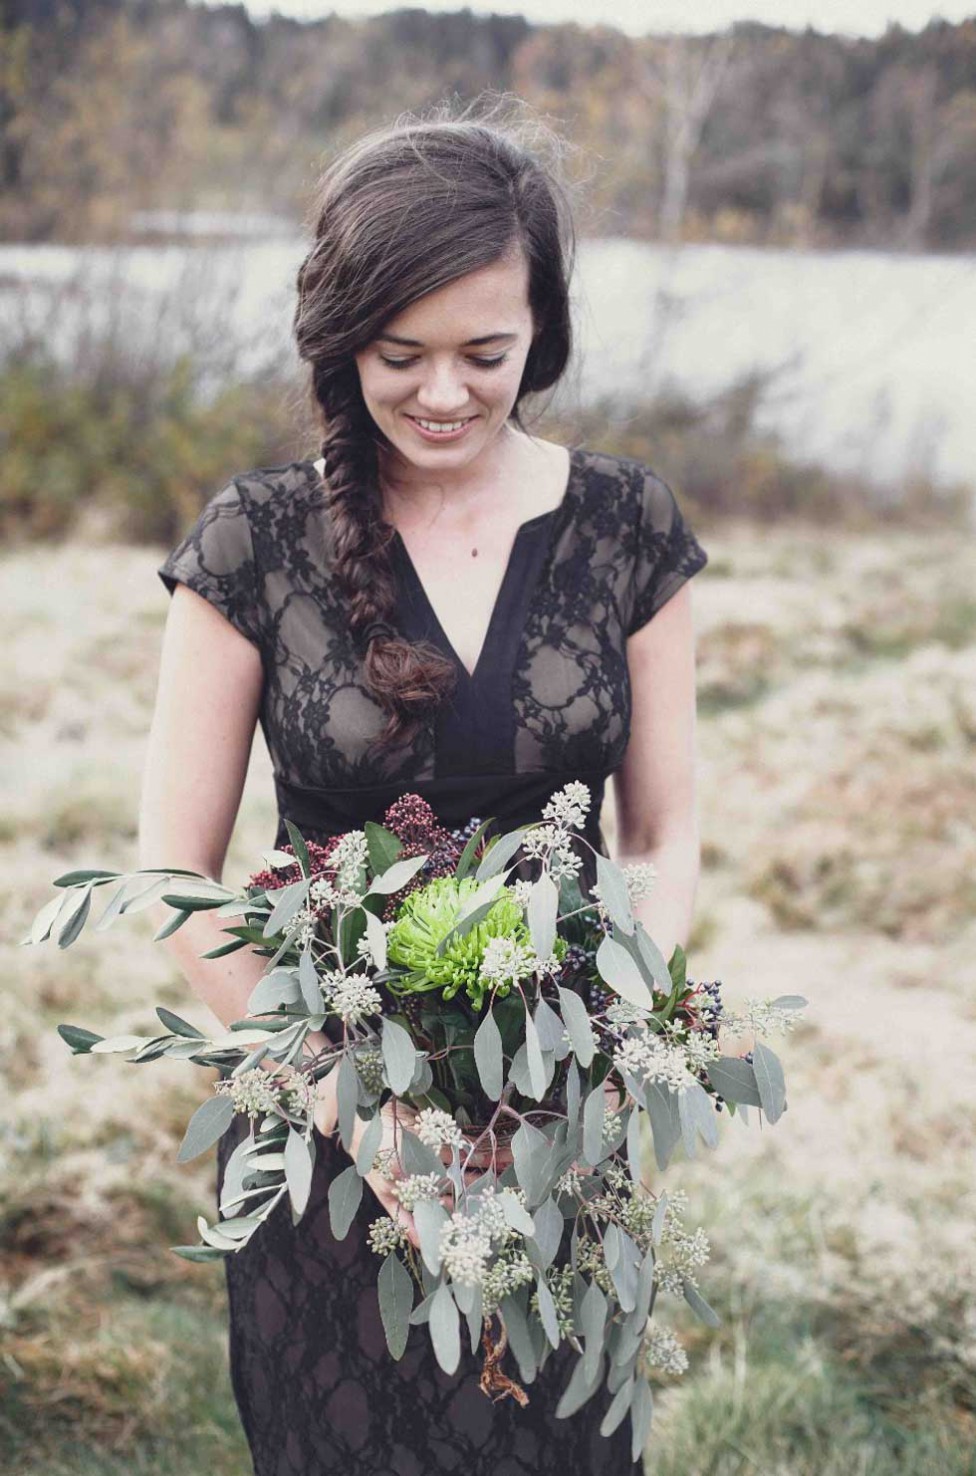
[{"left": 348, "top": 1097, "right": 428, "bottom": 1251}]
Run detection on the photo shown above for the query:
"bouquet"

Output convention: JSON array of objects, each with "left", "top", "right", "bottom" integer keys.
[{"left": 21, "top": 781, "right": 806, "bottom": 1461}]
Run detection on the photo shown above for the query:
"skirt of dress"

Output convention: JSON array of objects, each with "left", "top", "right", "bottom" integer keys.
[{"left": 216, "top": 1111, "right": 644, "bottom": 1476}]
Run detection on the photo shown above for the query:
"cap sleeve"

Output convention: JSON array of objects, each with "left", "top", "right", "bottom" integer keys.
[
  {"left": 625, "top": 466, "right": 708, "bottom": 636},
  {"left": 157, "top": 479, "right": 264, "bottom": 650}
]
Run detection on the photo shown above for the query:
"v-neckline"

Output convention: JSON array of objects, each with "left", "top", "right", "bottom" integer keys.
[{"left": 390, "top": 445, "right": 582, "bottom": 686}]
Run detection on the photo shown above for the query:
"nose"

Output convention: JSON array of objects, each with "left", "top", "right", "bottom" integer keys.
[{"left": 414, "top": 361, "right": 475, "bottom": 416}]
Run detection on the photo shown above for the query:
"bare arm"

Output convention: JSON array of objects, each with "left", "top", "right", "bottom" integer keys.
[
  {"left": 139, "top": 584, "right": 339, "bottom": 1125},
  {"left": 611, "top": 582, "right": 703, "bottom": 963}
]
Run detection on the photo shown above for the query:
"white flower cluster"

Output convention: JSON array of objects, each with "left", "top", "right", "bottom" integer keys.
[
  {"left": 614, "top": 1032, "right": 699, "bottom": 1095},
  {"left": 555, "top": 1165, "right": 586, "bottom": 1197},
  {"left": 602, "top": 1110, "right": 623, "bottom": 1144},
  {"left": 479, "top": 934, "right": 538, "bottom": 989},
  {"left": 437, "top": 1184, "right": 524, "bottom": 1288},
  {"left": 414, "top": 1107, "right": 463, "bottom": 1151},
  {"left": 644, "top": 1325, "right": 689, "bottom": 1376},
  {"left": 391, "top": 1172, "right": 444, "bottom": 1212},
  {"left": 320, "top": 969, "right": 383, "bottom": 1025},
  {"left": 542, "top": 781, "right": 591, "bottom": 831},
  {"left": 622, "top": 860, "right": 657, "bottom": 902},
  {"left": 367, "top": 1214, "right": 412, "bottom": 1256},
  {"left": 512, "top": 879, "right": 535, "bottom": 907},
  {"left": 520, "top": 824, "right": 584, "bottom": 884},
  {"left": 721, "top": 997, "right": 802, "bottom": 1038},
  {"left": 214, "top": 1069, "right": 282, "bottom": 1119},
  {"left": 481, "top": 1250, "right": 536, "bottom": 1312},
  {"left": 653, "top": 1225, "right": 711, "bottom": 1294},
  {"left": 329, "top": 830, "right": 370, "bottom": 892}
]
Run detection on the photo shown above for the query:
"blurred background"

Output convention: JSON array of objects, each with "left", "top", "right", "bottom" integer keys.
[{"left": 2, "top": 1, "right": 975, "bottom": 1472}]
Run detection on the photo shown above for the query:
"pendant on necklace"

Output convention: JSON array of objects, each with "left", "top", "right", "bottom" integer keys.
[{"left": 471, "top": 548, "right": 478, "bottom": 557}]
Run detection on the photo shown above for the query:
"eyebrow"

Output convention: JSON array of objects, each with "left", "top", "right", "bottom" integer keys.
[{"left": 375, "top": 332, "right": 518, "bottom": 347}]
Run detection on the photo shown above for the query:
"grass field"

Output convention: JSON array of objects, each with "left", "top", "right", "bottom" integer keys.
[{"left": 2, "top": 517, "right": 974, "bottom": 1474}]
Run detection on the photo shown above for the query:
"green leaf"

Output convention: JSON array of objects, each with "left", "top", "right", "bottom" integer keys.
[
  {"left": 556, "top": 986, "right": 596, "bottom": 1067},
  {"left": 524, "top": 1007, "right": 547, "bottom": 1101},
  {"left": 580, "top": 1279, "right": 608, "bottom": 1384},
  {"left": 327, "top": 1163, "right": 363, "bottom": 1239},
  {"left": 52, "top": 868, "right": 119, "bottom": 887},
  {"left": 630, "top": 1377, "right": 654, "bottom": 1462},
  {"left": 555, "top": 1346, "right": 605, "bottom": 1418},
  {"left": 170, "top": 1244, "right": 228, "bottom": 1263},
  {"left": 429, "top": 1280, "right": 461, "bottom": 1375},
  {"left": 377, "top": 1249, "right": 414, "bottom": 1359},
  {"left": 248, "top": 970, "right": 301, "bottom": 1013},
  {"left": 535, "top": 1273, "right": 561, "bottom": 1349},
  {"left": 683, "top": 1278, "right": 721, "bottom": 1327},
  {"left": 582, "top": 1083, "right": 606, "bottom": 1167},
  {"left": 262, "top": 877, "right": 311, "bottom": 939},
  {"left": 474, "top": 825, "right": 531, "bottom": 880},
  {"left": 364, "top": 820, "right": 403, "bottom": 876},
  {"left": 298, "top": 945, "right": 321, "bottom": 1014},
  {"left": 595, "top": 934, "right": 655, "bottom": 1011},
  {"left": 381, "top": 1017, "right": 417, "bottom": 1095},
  {"left": 153, "top": 908, "right": 194, "bottom": 942},
  {"left": 599, "top": 1372, "right": 635, "bottom": 1438},
  {"left": 527, "top": 874, "right": 559, "bottom": 962},
  {"left": 633, "top": 923, "right": 673, "bottom": 992},
  {"left": 498, "top": 1189, "right": 535, "bottom": 1236},
  {"left": 595, "top": 854, "right": 635, "bottom": 935},
  {"left": 156, "top": 1006, "right": 205, "bottom": 1039},
  {"left": 283, "top": 819, "right": 313, "bottom": 877},
  {"left": 354, "top": 1110, "right": 383, "bottom": 1176},
  {"left": 706, "top": 1056, "right": 763, "bottom": 1107},
  {"left": 530, "top": 1196, "right": 564, "bottom": 1270},
  {"left": 284, "top": 1127, "right": 314, "bottom": 1217},
  {"left": 752, "top": 1040, "right": 787, "bottom": 1123},
  {"left": 55, "top": 886, "right": 93, "bottom": 948},
  {"left": 367, "top": 854, "right": 429, "bottom": 896},
  {"left": 643, "top": 1080, "right": 682, "bottom": 1171},
  {"left": 770, "top": 994, "right": 808, "bottom": 1011},
  {"left": 362, "top": 906, "right": 388, "bottom": 970},
  {"left": 176, "top": 1094, "right": 236, "bottom": 1163},
  {"left": 414, "top": 1200, "right": 450, "bottom": 1277},
  {"left": 455, "top": 815, "right": 494, "bottom": 881},
  {"left": 57, "top": 1023, "right": 104, "bottom": 1053},
  {"left": 499, "top": 1292, "right": 537, "bottom": 1383},
  {"left": 473, "top": 1008, "right": 504, "bottom": 1100}
]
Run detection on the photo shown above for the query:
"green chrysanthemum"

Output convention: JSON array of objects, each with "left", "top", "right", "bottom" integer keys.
[{"left": 386, "top": 875, "right": 529, "bottom": 1007}]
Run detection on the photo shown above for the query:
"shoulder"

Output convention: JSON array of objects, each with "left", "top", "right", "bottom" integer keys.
[
  {"left": 572, "top": 446, "right": 674, "bottom": 523},
  {"left": 225, "top": 459, "right": 321, "bottom": 514}
]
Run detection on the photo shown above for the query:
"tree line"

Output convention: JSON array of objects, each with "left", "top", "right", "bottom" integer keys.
[{"left": 2, "top": 0, "right": 975, "bottom": 249}]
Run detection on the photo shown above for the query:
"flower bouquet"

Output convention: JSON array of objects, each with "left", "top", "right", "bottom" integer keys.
[{"left": 21, "top": 782, "right": 806, "bottom": 1460}]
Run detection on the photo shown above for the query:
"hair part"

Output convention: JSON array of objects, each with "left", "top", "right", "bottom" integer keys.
[{"left": 293, "top": 93, "right": 579, "bottom": 761}]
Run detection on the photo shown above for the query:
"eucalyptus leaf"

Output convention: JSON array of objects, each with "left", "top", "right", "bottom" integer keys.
[
  {"left": 595, "top": 934, "right": 655, "bottom": 1011},
  {"left": 535, "top": 1273, "right": 561, "bottom": 1349},
  {"left": 176, "top": 1094, "right": 236, "bottom": 1163},
  {"left": 555, "top": 1346, "right": 605, "bottom": 1418},
  {"left": 580, "top": 1279, "right": 608, "bottom": 1384},
  {"left": 582, "top": 1083, "right": 606, "bottom": 1167},
  {"left": 753, "top": 1040, "right": 787, "bottom": 1123},
  {"left": 600, "top": 1372, "right": 636, "bottom": 1437},
  {"left": 556, "top": 986, "right": 596, "bottom": 1067},
  {"left": 381, "top": 1016, "right": 417, "bottom": 1095},
  {"left": 630, "top": 1377, "right": 654, "bottom": 1463},
  {"left": 473, "top": 1008, "right": 504, "bottom": 1100},
  {"left": 595, "top": 853, "right": 636, "bottom": 935},
  {"left": 368, "top": 853, "right": 429, "bottom": 896},
  {"left": 327, "top": 1163, "right": 363, "bottom": 1239},
  {"left": 524, "top": 1008, "right": 547, "bottom": 1101},
  {"left": 499, "top": 1293, "right": 537, "bottom": 1384},
  {"left": 336, "top": 1055, "right": 359, "bottom": 1149},
  {"left": 354, "top": 1109, "right": 383, "bottom": 1176},
  {"left": 474, "top": 825, "right": 530, "bottom": 880},
  {"left": 683, "top": 1278, "right": 721, "bottom": 1327},
  {"left": 298, "top": 946, "right": 321, "bottom": 1014},
  {"left": 55, "top": 886, "right": 93, "bottom": 948},
  {"left": 428, "top": 1281, "right": 461, "bottom": 1375},
  {"left": 156, "top": 1006, "right": 205, "bottom": 1039},
  {"left": 530, "top": 1196, "right": 565, "bottom": 1270},
  {"left": 284, "top": 1127, "right": 314, "bottom": 1217},
  {"left": 262, "top": 877, "right": 311, "bottom": 940},
  {"left": 413, "top": 1200, "right": 450, "bottom": 1276},
  {"left": 634, "top": 922, "right": 673, "bottom": 992},
  {"left": 377, "top": 1250, "right": 414, "bottom": 1359},
  {"left": 527, "top": 873, "right": 559, "bottom": 961},
  {"left": 705, "top": 1056, "right": 763, "bottom": 1107}
]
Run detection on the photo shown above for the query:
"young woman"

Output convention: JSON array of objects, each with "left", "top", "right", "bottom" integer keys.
[{"left": 143, "top": 102, "right": 708, "bottom": 1475}]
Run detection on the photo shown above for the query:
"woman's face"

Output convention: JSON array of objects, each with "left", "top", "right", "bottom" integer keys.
[{"left": 354, "top": 248, "right": 536, "bottom": 477}]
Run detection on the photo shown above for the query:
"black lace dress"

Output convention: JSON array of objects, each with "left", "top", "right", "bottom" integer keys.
[{"left": 157, "top": 444, "right": 708, "bottom": 1476}]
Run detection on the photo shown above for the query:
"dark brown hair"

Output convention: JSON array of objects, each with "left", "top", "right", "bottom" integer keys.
[{"left": 293, "top": 94, "right": 578, "bottom": 759}]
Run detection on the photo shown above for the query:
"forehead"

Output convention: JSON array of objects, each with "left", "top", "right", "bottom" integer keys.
[{"left": 379, "top": 252, "right": 531, "bottom": 343}]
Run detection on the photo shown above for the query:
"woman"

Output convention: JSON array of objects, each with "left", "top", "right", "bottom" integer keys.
[{"left": 142, "top": 103, "right": 708, "bottom": 1475}]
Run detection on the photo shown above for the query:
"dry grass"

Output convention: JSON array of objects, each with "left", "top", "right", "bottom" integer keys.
[{"left": 2, "top": 518, "right": 974, "bottom": 1471}]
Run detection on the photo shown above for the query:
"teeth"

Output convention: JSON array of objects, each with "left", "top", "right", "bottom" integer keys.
[{"left": 413, "top": 417, "right": 471, "bottom": 432}]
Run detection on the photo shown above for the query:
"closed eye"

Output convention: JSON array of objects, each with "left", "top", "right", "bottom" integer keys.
[{"left": 379, "top": 354, "right": 510, "bottom": 371}]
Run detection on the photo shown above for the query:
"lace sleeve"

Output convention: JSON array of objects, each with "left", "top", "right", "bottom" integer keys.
[
  {"left": 157, "top": 479, "right": 265, "bottom": 650},
  {"left": 625, "top": 466, "right": 708, "bottom": 636}
]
